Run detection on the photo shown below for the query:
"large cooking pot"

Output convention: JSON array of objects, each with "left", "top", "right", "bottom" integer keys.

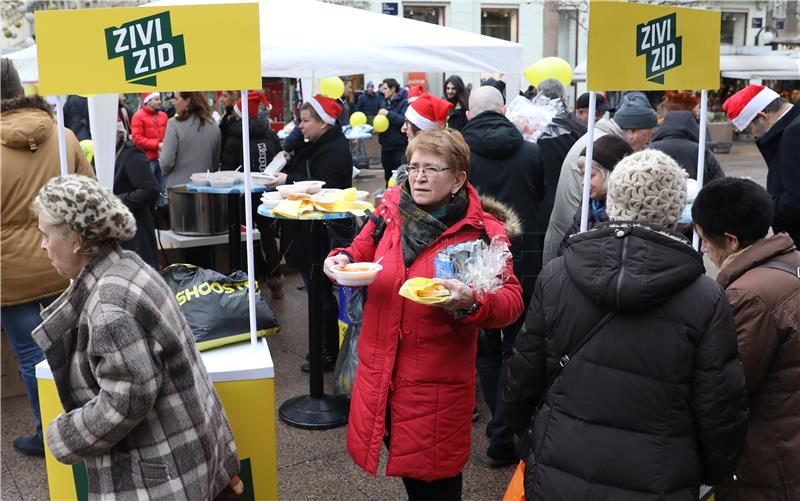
[{"left": 168, "top": 185, "right": 229, "bottom": 236}]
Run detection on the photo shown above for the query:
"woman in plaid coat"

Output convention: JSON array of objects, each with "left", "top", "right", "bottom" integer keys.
[{"left": 30, "top": 175, "right": 241, "bottom": 500}]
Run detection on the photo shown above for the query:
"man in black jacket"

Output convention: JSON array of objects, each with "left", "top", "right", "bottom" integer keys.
[
  {"left": 724, "top": 84, "right": 800, "bottom": 246},
  {"left": 533, "top": 80, "right": 586, "bottom": 268},
  {"left": 648, "top": 110, "right": 725, "bottom": 182},
  {"left": 461, "top": 85, "right": 546, "bottom": 466}
]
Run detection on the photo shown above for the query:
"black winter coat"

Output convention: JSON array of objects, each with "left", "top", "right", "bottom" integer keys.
[
  {"left": 114, "top": 141, "right": 159, "bottom": 268},
  {"left": 446, "top": 107, "right": 468, "bottom": 131},
  {"left": 63, "top": 95, "right": 91, "bottom": 141},
  {"left": 280, "top": 125, "right": 354, "bottom": 272},
  {"left": 219, "top": 117, "right": 282, "bottom": 172},
  {"left": 534, "top": 112, "right": 585, "bottom": 237},
  {"left": 757, "top": 102, "right": 800, "bottom": 247},
  {"left": 378, "top": 92, "right": 409, "bottom": 150},
  {"left": 462, "top": 111, "right": 546, "bottom": 302},
  {"left": 218, "top": 107, "right": 238, "bottom": 154},
  {"left": 648, "top": 111, "right": 725, "bottom": 182},
  {"left": 505, "top": 223, "right": 748, "bottom": 501},
  {"left": 355, "top": 92, "right": 381, "bottom": 117}
]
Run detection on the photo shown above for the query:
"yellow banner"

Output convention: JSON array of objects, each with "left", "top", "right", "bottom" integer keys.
[
  {"left": 587, "top": 1, "right": 720, "bottom": 91},
  {"left": 35, "top": 4, "right": 261, "bottom": 95}
]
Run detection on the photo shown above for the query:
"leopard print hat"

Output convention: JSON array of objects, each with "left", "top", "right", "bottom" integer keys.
[{"left": 34, "top": 175, "right": 136, "bottom": 243}]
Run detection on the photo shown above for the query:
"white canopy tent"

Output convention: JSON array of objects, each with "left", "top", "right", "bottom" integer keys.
[{"left": 572, "top": 53, "right": 800, "bottom": 83}]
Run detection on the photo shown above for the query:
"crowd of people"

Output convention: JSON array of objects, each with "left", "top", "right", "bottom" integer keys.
[{"left": 2, "top": 52, "right": 799, "bottom": 500}]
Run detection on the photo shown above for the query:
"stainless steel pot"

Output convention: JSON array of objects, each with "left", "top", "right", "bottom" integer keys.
[{"left": 168, "top": 185, "right": 229, "bottom": 236}]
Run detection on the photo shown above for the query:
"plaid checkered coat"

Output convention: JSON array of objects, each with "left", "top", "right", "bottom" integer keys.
[{"left": 33, "top": 246, "right": 239, "bottom": 500}]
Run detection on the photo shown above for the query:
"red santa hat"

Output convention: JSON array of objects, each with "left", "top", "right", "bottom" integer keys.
[
  {"left": 723, "top": 84, "right": 781, "bottom": 131},
  {"left": 307, "top": 94, "right": 342, "bottom": 125},
  {"left": 407, "top": 84, "right": 425, "bottom": 103},
  {"left": 405, "top": 93, "right": 453, "bottom": 131},
  {"left": 235, "top": 91, "right": 271, "bottom": 119},
  {"left": 141, "top": 92, "right": 160, "bottom": 105}
]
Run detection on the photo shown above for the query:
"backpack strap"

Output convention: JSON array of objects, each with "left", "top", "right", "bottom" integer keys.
[
  {"left": 758, "top": 260, "right": 800, "bottom": 279},
  {"left": 364, "top": 209, "right": 386, "bottom": 248}
]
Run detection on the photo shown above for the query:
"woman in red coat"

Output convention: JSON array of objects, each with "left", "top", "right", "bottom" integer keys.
[{"left": 324, "top": 129, "right": 524, "bottom": 500}]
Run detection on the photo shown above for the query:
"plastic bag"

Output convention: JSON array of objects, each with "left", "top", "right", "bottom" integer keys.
[
  {"left": 436, "top": 236, "right": 513, "bottom": 297},
  {"left": 502, "top": 461, "right": 526, "bottom": 501},
  {"left": 505, "top": 95, "right": 560, "bottom": 143},
  {"left": 333, "top": 286, "right": 366, "bottom": 396},
  {"left": 161, "top": 264, "right": 280, "bottom": 351}
]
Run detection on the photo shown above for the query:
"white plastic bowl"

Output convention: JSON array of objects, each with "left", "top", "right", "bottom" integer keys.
[
  {"left": 276, "top": 184, "right": 308, "bottom": 198},
  {"left": 356, "top": 190, "right": 370, "bottom": 201},
  {"left": 190, "top": 173, "right": 210, "bottom": 186},
  {"left": 332, "top": 262, "right": 382, "bottom": 287},
  {"left": 261, "top": 198, "right": 282, "bottom": 210},
  {"left": 261, "top": 191, "right": 283, "bottom": 201},
  {"left": 294, "top": 180, "right": 326, "bottom": 194},
  {"left": 208, "top": 174, "right": 235, "bottom": 188}
]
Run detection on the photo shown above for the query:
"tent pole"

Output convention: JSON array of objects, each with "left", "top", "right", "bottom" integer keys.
[
  {"left": 692, "top": 89, "right": 708, "bottom": 251},
  {"left": 240, "top": 90, "right": 259, "bottom": 350},
  {"left": 579, "top": 92, "right": 597, "bottom": 233}
]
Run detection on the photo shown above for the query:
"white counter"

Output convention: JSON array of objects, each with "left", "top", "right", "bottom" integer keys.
[{"left": 36, "top": 338, "right": 274, "bottom": 382}]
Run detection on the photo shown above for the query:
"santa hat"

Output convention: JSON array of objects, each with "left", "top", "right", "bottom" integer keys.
[
  {"left": 405, "top": 93, "right": 453, "bottom": 131},
  {"left": 723, "top": 84, "right": 781, "bottom": 131},
  {"left": 407, "top": 84, "right": 425, "bottom": 103},
  {"left": 235, "top": 91, "right": 271, "bottom": 119},
  {"left": 141, "top": 92, "right": 159, "bottom": 105},
  {"left": 307, "top": 94, "right": 342, "bottom": 125}
]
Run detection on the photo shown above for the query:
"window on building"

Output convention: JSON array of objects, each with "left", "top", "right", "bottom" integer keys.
[
  {"left": 721, "top": 11, "right": 747, "bottom": 45},
  {"left": 403, "top": 5, "right": 445, "bottom": 26},
  {"left": 481, "top": 8, "right": 518, "bottom": 42}
]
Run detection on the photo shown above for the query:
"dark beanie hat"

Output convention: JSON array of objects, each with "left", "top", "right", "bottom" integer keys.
[
  {"left": 580, "top": 135, "right": 634, "bottom": 172},
  {"left": 1, "top": 58, "right": 22, "bottom": 101},
  {"left": 613, "top": 92, "right": 657, "bottom": 129}
]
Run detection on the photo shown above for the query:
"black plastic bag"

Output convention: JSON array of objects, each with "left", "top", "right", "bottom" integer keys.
[
  {"left": 161, "top": 264, "right": 280, "bottom": 351},
  {"left": 333, "top": 286, "right": 366, "bottom": 396}
]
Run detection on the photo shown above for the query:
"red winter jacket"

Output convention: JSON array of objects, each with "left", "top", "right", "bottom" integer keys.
[
  {"left": 131, "top": 106, "right": 168, "bottom": 160},
  {"left": 330, "top": 183, "right": 523, "bottom": 481}
]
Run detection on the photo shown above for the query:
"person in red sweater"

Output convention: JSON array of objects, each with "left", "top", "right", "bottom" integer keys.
[{"left": 131, "top": 92, "right": 168, "bottom": 206}]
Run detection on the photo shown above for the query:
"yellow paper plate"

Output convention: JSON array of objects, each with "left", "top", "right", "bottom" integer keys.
[{"left": 399, "top": 277, "right": 450, "bottom": 305}]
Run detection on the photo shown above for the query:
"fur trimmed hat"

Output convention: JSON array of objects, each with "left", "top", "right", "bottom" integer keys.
[
  {"left": 407, "top": 84, "right": 425, "bottom": 103},
  {"left": 405, "top": 93, "right": 453, "bottom": 130},
  {"left": 141, "top": 92, "right": 160, "bottom": 105},
  {"left": 722, "top": 84, "right": 781, "bottom": 131},
  {"left": 34, "top": 175, "right": 136, "bottom": 243},
  {"left": 606, "top": 150, "right": 687, "bottom": 228},
  {"left": 307, "top": 94, "right": 341, "bottom": 125}
]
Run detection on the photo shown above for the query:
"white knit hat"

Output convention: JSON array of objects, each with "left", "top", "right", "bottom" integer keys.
[
  {"left": 606, "top": 150, "right": 687, "bottom": 228},
  {"left": 34, "top": 175, "right": 136, "bottom": 243}
]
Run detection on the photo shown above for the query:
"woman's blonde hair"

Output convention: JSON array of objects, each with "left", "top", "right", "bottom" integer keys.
[{"left": 405, "top": 129, "right": 470, "bottom": 175}]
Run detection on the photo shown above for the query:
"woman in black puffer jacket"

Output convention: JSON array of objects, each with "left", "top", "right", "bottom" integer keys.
[{"left": 505, "top": 150, "right": 748, "bottom": 501}]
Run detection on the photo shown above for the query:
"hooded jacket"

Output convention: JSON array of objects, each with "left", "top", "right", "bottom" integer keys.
[
  {"left": 757, "top": 102, "right": 800, "bottom": 247},
  {"left": 219, "top": 117, "right": 282, "bottom": 172},
  {"left": 713, "top": 234, "right": 800, "bottom": 501},
  {"left": 331, "top": 184, "right": 524, "bottom": 481},
  {"left": 506, "top": 223, "right": 748, "bottom": 501},
  {"left": 1, "top": 96, "right": 95, "bottom": 306},
  {"left": 543, "top": 118, "right": 624, "bottom": 265},
  {"left": 130, "top": 105, "right": 168, "bottom": 161},
  {"left": 462, "top": 110, "right": 546, "bottom": 299},
  {"left": 648, "top": 111, "right": 725, "bottom": 182},
  {"left": 114, "top": 140, "right": 159, "bottom": 268}
]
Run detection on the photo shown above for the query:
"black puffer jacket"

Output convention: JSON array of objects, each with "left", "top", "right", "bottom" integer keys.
[
  {"left": 462, "top": 111, "right": 546, "bottom": 301},
  {"left": 219, "top": 117, "right": 282, "bottom": 171},
  {"left": 648, "top": 111, "right": 725, "bottom": 182},
  {"left": 505, "top": 223, "right": 748, "bottom": 501}
]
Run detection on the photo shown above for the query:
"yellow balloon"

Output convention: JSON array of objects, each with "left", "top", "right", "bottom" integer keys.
[
  {"left": 373, "top": 114, "right": 389, "bottom": 133},
  {"left": 350, "top": 111, "right": 367, "bottom": 127},
  {"left": 524, "top": 57, "right": 573, "bottom": 87},
  {"left": 319, "top": 76, "right": 345, "bottom": 99}
]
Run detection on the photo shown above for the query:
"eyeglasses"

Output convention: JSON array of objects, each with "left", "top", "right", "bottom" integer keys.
[{"left": 407, "top": 163, "right": 451, "bottom": 178}]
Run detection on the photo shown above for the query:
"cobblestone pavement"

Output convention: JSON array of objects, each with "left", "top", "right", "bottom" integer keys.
[{"left": 1, "top": 141, "right": 768, "bottom": 500}]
